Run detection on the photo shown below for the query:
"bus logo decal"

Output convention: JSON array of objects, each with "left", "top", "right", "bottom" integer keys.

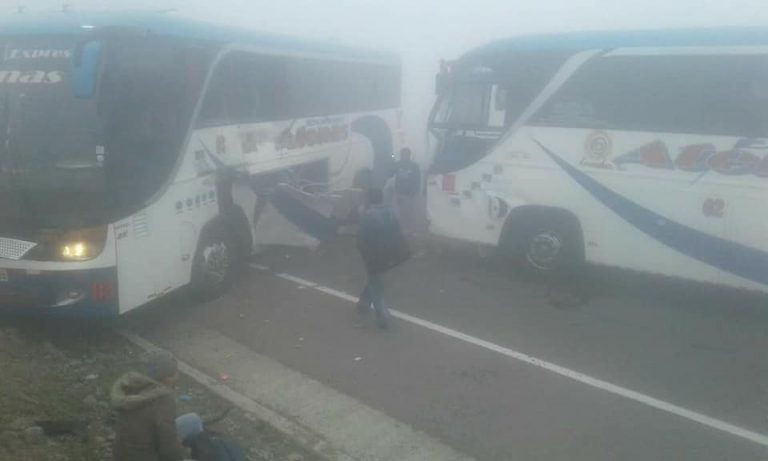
[
  {"left": 7, "top": 49, "right": 71, "bottom": 60},
  {"left": 535, "top": 139, "right": 768, "bottom": 286},
  {"left": 275, "top": 122, "right": 349, "bottom": 151},
  {"left": 0, "top": 70, "right": 63, "bottom": 84},
  {"left": 592, "top": 137, "right": 768, "bottom": 178},
  {"left": 614, "top": 140, "right": 673, "bottom": 170},
  {"left": 582, "top": 131, "right": 612, "bottom": 168}
]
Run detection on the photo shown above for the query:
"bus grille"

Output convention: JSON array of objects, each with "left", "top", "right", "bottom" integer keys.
[{"left": 0, "top": 238, "right": 38, "bottom": 261}]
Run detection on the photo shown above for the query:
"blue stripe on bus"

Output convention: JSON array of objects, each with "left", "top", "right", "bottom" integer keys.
[
  {"left": 534, "top": 140, "right": 768, "bottom": 285},
  {"left": 271, "top": 187, "right": 338, "bottom": 242}
]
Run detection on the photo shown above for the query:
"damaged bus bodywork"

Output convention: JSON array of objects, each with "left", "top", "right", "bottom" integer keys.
[{"left": 0, "top": 12, "right": 401, "bottom": 315}]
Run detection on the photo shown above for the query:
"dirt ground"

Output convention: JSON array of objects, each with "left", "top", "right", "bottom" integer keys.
[{"left": 0, "top": 320, "right": 322, "bottom": 461}]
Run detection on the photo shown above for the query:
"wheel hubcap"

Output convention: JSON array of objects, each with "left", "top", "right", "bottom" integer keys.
[
  {"left": 200, "top": 242, "right": 230, "bottom": 286},
  {"left": 525, "top": 232, "right": 563, "bottom": 271}
]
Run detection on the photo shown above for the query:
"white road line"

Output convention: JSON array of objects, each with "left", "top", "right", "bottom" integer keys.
[{"left": 250, "top": 263, "right": 768, "bottom": 448}]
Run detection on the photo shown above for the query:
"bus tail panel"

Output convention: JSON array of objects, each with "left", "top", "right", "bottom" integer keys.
[{"left": 0, "top": 266, "right": 118, "bottom": 317}]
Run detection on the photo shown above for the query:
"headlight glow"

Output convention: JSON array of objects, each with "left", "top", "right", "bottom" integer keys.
[{"left": 61, "top": 242, "right": 90, "bottom": 260}]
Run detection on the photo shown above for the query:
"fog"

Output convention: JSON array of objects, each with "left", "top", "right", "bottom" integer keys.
[{"left": 13, "top": 0, "right": 768, "bottom": 160}]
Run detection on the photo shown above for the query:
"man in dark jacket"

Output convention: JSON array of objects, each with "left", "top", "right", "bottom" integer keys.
[
  {"left": 111, "top": 351, "right": 192, "bottom": 461},
  {"left": 356, "top": 188, "right": 410, "bottom": 329}
]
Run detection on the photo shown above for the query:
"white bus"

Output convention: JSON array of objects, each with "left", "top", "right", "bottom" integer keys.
[
  {"left": 0, "top": 12, "right": 401, "bottom": 316},
  {"left": 427, "top": 29, "right": 768, "bottom": 293}
]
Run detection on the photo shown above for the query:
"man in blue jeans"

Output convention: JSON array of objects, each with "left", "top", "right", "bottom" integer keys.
[{"left": 356, "top": 188, "right": 410, "bottom": 329}]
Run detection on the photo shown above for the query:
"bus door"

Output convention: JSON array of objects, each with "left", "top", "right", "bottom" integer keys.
[{"left": 115, "top": 203, "right": 187, "bottom": 312}]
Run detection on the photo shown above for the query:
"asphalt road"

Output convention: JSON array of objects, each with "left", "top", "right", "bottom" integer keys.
[{"left": 128, "top": 236, "right": 768, "bottom": 460}]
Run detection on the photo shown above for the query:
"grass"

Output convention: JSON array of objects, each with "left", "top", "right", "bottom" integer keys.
[{"left": 0, "top": 325, "right": 142, "bottom": 461}]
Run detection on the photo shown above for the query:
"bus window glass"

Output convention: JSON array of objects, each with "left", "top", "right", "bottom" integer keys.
[
  {"left": 243, "top": 55, "right": 288, "bottom": 121},
  {"left": 284, "top": 59, "right": 400, "bottom": 117},
  {"left": 496, "top": 53, "right": 570, "bottom": 125},
  {"left": 438, "top": 83, "right": 489, "bottom": 126},
  {"left": 0, "top": 36, "right": 106, "bottom": 233},
  {"left": 199, "top": 54, "right": 400, "bottom": 124},
  {"left": 198, "top": 58, "right": 234, "bottom": 126},
  {"left": 224, "top": 53, "right": 288, "bottom": 123},
  {"left": 102, "top": 39, "right": 204, "bottom": 216},
  {"left": 532, "top": 55, "right": 768, "bottom": 137}
]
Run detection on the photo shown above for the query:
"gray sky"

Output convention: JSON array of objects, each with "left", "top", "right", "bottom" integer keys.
[
  {"left": 12, "top": 0, "right": 768, "bottom": 155},
  {"left": 17, "top": 0, "right": 768, "bottom": 53}
]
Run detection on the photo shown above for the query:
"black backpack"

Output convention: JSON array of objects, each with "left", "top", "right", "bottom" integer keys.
[
  {"left": 359, "top": 207, "right": 411, "bottom": 274},
  {"left": 188, "top": 430, "right": 249, "bottom": 461}
]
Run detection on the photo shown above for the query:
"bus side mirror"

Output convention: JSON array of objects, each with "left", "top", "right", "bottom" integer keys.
[{"left": 73, "top": 40, "right": 103, "bottom": 99}]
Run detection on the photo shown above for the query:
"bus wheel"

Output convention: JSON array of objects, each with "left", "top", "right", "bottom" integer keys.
[
  {"left": 508, "top": 214, "right": 583, "bottom": 278},
  {"left": 191, "top": 225, "right": 238, "bottom": 299}
]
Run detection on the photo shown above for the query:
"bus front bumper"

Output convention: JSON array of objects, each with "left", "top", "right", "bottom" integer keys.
[{"left": 0, "top": 267, "right": 118, "bottom": 317}]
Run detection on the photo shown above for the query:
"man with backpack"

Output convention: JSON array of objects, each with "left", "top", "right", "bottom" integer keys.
[{"left": 356, "top": 187, "right": 411, "bottom": 329}]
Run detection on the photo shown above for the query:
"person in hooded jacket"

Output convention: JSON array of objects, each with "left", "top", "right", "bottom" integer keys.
[
  {"left": 356, "top": 188, "right": 410, "bottom": 329},
  {"left": 111, "top": 351, "right": 198, "bottom": 461}
]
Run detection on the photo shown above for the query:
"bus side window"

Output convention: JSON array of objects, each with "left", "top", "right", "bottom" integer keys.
[
  {"left": 198, "top": 52, "right": 289, "bottom": 126},
  {"left": 230, "top": 54, "right": 287, "bottom": 123},
  {"left": 283, "top": 58, "right": 400, "bottom": 119},
  {"left": 197, "top": 52, "right": 401, "bottom": 127},
  {"left": 489, "top": 85, "right": 507, "bottom": 127},
  {"left": 530, "top": 54, "right": 768, "bottom": 138},
  {"left": 103, "top": 40, "right": 192, "bottom": 215},
  {"left": 197, "top": 58, "right": 234, "bottom": 127}
]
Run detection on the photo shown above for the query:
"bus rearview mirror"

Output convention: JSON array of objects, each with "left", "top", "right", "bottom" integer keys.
[{"left": 73, "top": 41, "right": 102, "bottom": 99}]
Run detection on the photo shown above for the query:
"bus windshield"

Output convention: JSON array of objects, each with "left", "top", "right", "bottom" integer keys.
[
  {"left": 0, "top": 36, "right": 106, "bottom": 233},
  {"left": 433, "top": 82, "right": 490, "bottom": 127},
  {"left": 0, "top": 36, "right": 208, "bottom": 235},
  {"left": 429, "top": 53, "right": 571, "bottom": 173},
  {"left": 101, "top": 37, "right": 208, "bottom": 218}
]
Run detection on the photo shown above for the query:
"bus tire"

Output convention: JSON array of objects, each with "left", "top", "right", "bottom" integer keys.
[
  {"left": 502, "top": 210, "right": 584, "bottom": 278},
  {"left": 190, "top": 223, "right": 239, "bottom": 300}
]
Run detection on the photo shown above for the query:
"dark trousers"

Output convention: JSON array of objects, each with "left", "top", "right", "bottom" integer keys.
[{"left": 357, "top": 272, "right": 391, "bottom": 328}]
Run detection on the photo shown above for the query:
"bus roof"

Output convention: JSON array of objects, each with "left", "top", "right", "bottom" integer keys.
[
  {"left": 464, "top": 27, "right": 768, "bottom": 60},
  {"left": 0, "top": 11, "right": 399, "bottom": 64}
]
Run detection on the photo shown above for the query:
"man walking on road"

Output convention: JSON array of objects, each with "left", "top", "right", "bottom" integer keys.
[
  {"left": 393, "top": 147, "right": 421, "bottom": 235},
  {"left": 356, "top": 188, "right": 410, "bottom": 329}
]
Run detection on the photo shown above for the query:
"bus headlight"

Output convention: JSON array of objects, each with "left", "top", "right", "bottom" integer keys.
[
  {"left": 60, "top": 242, "right": 91, "bottom": 260},
  {"left": 54, "top": 226, "right": 107, "bottom": 262}
]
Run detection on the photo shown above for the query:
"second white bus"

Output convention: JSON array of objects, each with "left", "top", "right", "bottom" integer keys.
[{"left": 427, "top": 28, "right": 768, "bottom": 293}]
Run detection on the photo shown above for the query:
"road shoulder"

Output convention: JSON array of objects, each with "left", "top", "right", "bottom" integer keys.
[{"left": 126, "top": 323, "right": 475, "bottom": 461}]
